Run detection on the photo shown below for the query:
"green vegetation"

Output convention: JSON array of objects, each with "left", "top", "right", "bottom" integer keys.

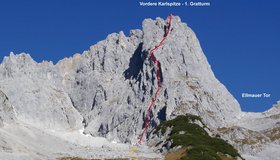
[{"left": 154, "top": 115, "right": 243, "bottom": 160}]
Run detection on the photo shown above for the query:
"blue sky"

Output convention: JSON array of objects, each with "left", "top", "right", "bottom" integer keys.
[{"left": 0, "top": 0, "right": 279, "bottom": 112}]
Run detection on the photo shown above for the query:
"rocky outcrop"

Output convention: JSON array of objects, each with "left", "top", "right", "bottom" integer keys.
[
  {"left": 0, "top": 90, "right": 16, "bottom": 127},
  {"left": 0, "top": 53, "right": 83, "bottom": 131},
  {"left": 219, "top": 101, "right": 280, "bottom": 158},
  {"left": 0, "top": 15, "right": 278, "bottom": 159},
  {"left": 53, "top": 16, "right": 242, "bottom": 144},
  {"left": 0, "top": 16, "right": 242, "bottom": 143}
]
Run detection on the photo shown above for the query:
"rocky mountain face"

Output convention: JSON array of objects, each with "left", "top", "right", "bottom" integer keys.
[
  {"left": 0, "top": 53, "right": 84, "bottom": 131},
  {"left": 0, "top": 16, "right": 279, "bottom": 159},
  {"left": 0, "top": 90, "right": 16, "bottom": 127},
  {"left": 219, "top": 101, "right": 280, "bottom": 159}
]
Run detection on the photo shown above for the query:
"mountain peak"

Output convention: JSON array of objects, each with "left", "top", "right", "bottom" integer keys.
[
  {"left": 0, "top": 15, "right": 242, "bottom": 139},
  {"left": 0, "top": 15, "right": 277, "bottom": 159}
]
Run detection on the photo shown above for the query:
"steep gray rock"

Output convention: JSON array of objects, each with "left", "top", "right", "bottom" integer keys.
[
  {"left": 0, "top": 15, "right": 278, "bottom": 159},
  {"left": 0, "top": 90, "right": 16, "bottom": 127},
  {"left": 50, "top": 16, "right": 242, "bottom": 144},
  {"left": 0, "top": 53, "right": 83, "bottom": 131},
  {"left": 0, "top": 16, "right": 244, "bottom": 143}
]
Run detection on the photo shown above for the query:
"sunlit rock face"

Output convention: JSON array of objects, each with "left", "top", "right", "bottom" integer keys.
[
  {"left": 0, "top": 16, "right": 278, "bottom": 160},
  {"left": 0, "top": 90, "right": 16, "bottom": 127}
]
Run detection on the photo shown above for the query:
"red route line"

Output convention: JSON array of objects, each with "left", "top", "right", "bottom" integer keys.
[{"left": 138, "top": 14, "right": 173, "bottom": 144}]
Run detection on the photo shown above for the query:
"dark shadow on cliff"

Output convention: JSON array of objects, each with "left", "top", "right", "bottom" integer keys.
[
  {"left": 157, "top": 106, "right": 167, "bottom": 122},
  {"left": 123, "top": 43, "right": 146, "bottom": 81}
]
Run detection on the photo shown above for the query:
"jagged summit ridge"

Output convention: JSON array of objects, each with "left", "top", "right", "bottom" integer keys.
[
  {"left": 0, "top": 16, "right": 241, "bottom": 142},
  {"left": 0, "top": 15, "right": 278, "bottom": 159}
]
